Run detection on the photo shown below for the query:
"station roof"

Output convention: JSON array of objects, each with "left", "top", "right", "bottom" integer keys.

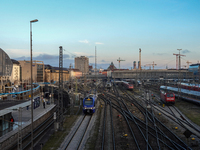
[{"left": 0, "top": 100, "right": 28, "bottom": 116}]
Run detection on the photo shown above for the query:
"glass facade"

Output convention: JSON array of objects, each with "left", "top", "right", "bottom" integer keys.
[{"left": 0, "top": 48, "right": 13, "bottom": 76}]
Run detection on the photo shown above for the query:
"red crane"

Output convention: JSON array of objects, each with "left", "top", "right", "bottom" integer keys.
[{"left": 173, "top": 53, "right": 185, "bottom": 70}]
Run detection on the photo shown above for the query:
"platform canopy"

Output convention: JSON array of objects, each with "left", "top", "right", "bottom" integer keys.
[{"left": 0, "top": 48, "right": 13, "bottom": 76}]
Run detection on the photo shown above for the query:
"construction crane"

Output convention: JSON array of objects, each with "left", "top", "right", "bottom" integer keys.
[
  {"left": 117, "top": 57, "right": 125, "bottom": 70},
  {"left": 144, "top": 61, "right": 157, "bottom": 70},
  {"left": 173, "top": 53, "right": 186, "bottom": 70},
  {"left": 186, "top": 61, "right": 192, "bottom": 68}
]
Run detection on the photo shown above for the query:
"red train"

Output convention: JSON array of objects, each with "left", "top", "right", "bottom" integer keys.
[
  {"left": 180, "top": 83, "right": 200, "bottom": 91},
  {"left": 122, "top": 81, "right": 134, "bottom": 90},
  {"left": 160, "top": 90, "right": 175, "bottom": 104}
]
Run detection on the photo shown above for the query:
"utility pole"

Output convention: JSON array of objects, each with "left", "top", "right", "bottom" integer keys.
[
  {"left": 117, "top": 57, "right": 125, "bottom": 70},
  {"left": 58, "top": 46, "right": 63, "bottom": 130},
  {"left": 139, "top": 48, "right": 141, "bottom": 70},
  {"left": 84, "top": 57, "right": 87, "bottom": 97},
  {"left": 95, "top": 46, "right": 97, "bottom": 95},
  {"left": 18, "top": 107, "right": 22, "bottom": 150},
  {"left": 176, "top": 49, "right": 183, "bottom": 101}
]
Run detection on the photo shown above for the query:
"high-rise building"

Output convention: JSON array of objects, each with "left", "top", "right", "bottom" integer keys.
[{"left": 75, "top": 56, "right": 89, "bottom": 73}]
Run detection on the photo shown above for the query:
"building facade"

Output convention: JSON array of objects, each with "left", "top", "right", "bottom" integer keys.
[
  {"left": 18, "top": 60, "right": 45, "bottom": 83},
  {"left": 75, "top": 56, "right": 89, "bottom": 74},
  {"left": 0, "top": 48, "right": 13, "bottom": 93},
  {"left": 44, "top": 65, "right": 70, "bottom": 83},
  {"left": 10, "top": 59, "right": 20, "bottom": 85}
]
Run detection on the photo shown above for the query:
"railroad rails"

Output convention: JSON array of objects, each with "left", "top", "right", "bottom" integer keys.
[
  {"left": 9, "top": 113, "right": 55, "bottom": 150},
  {"left": 134, "top": 84, "right": 200, "bottom": 139},
  {"left": 144, "top": 93, "right": 200, "bottom": 139},
  {"left": 60, "top": 114, "right": 93, "bottom": 150},
  {"left": 101, "top": 99, "right": 115, "bottom": 150},
  {"left": 97, "top": 83, "right": 191, "bottom": 150}
]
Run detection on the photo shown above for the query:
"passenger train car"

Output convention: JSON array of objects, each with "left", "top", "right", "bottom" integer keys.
[
  {"left": 122, "top": 81, "right": 134, "bottom": 90},
  {"left": 160, "top": 86, "right": 200, "bottom": 105},
  {"left": 180, "top": 83, "right": 200, "bottom": 91},
  {"left": 83, "top": 94, "right": 97, "bottom": 114},
  {"left": 105, "top": 82, "right": 112, "bottom": 89},
  {"left": 160, "top": 90, "right": 175, "bottom": 104}
]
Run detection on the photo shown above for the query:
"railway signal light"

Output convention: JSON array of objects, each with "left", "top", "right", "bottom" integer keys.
[{"left": 10, "top": 117, "right": 14, "bottom": 123}]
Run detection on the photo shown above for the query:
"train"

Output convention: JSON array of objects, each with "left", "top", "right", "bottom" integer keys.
[
  {"left": 160, "top": 86, "right": 200, "bottom": 105},
  {"left": 160, "top": 90, "right": 175, "bottom": 104},
  {"left": 83, "top": 94, "right": 97, "bottom": 114},
  {"left": 105, "top": 82, "right": 112, "bottom": 89},
  {"left": 180, "top": 83, "right": 200, "bottom": 91},
  {"left": 122, "top": 81, "right": 134, "bottom": 90}
]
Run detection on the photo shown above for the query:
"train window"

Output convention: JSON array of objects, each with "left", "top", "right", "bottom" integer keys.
[
  {"left": 84, "top": 100, "right": 93, "bottom": 105},
  {"left": 167, "top": 94, "right": 174, "bottom": 97}
]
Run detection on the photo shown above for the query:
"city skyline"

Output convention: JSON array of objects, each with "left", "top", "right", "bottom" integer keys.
[{"left": 1, "top": 0, "right": 200, "bottom": 69}]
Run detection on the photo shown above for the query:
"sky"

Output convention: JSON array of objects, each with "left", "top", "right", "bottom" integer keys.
[{"left": 1, "top": 0, "right": 200, "bottom": 70}]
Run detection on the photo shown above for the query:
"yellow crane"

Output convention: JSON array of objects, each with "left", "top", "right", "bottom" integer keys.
[
  {"left": 186, "top": 61, "right": 192, "bottom": 68},
  {"left": 145, "top": 61, "right": 157, "bottom": 70},
  {"left": 117, "top": 57, "right": 125, "bottom": 70}
]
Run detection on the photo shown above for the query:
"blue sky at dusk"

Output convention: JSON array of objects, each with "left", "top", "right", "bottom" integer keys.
[{"left": 1, "top": 0, "right": 200, "bottom": 69}]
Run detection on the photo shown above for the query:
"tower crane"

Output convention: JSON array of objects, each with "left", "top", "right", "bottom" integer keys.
[
  {"left": 117, "top": 57, "right": 125, "bottom": 70},
  {"left": 144, "top": 61, "right": 157, "bottom": 70},
  {"left": 186, "top": 61, "right": 192, "bottom": 68},
  {"left": 173, "top": 53, "right": 185, "bottom": 70}
]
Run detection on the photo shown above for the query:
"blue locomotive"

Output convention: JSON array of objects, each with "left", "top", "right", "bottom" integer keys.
[{"left": 83, "top": 94, "right": 96, "bottom": 114}]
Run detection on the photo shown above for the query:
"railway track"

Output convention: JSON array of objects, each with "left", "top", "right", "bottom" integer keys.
[
  {"left": 59, "top": 114, "right": 93, "bottom": 150},
  {"left": 101, "top": 99, "right": 115, "bottom": 150},
  {"left": 132, "top": 86, "right": 200, "bottom": 139},
  {"left": 9, "top": 113, "right": 55, "bottom": 150},
  {"left": 98, "top": 83, "right": 192, "bottom": 149}
]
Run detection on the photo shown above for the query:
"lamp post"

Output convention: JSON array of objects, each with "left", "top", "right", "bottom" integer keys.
[{"left": 30, "top": 19, "right": 38, "bottom": 150}]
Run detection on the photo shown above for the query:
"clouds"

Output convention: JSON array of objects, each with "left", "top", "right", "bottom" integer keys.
[
  {"left": 13, "top": 53, "right": 72, "bottom": 67},
  {"left": 79, "top": 40, "right": 104, "bottom": 45},
  {"left": 101, "top": 60, "right": 106, "bottom": 62},
  {"left": 182, "top": 49, "right": 191, "bottom": 54},
  {"left": 152, "top": 53, "right": 167, "bottom": 56},
  {"left": 79, "top": 40, "right": 89, "bottom": 44},
  {"left": 88, "top": 55, "right": 95, "bottom": 58},
  {"left": 95, "top": 42, "right": 104, "bottom": 45}
]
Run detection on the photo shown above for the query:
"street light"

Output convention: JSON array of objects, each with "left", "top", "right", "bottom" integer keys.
[{"left": 30, "top": 19, "right": 38, "bottom": 150}]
